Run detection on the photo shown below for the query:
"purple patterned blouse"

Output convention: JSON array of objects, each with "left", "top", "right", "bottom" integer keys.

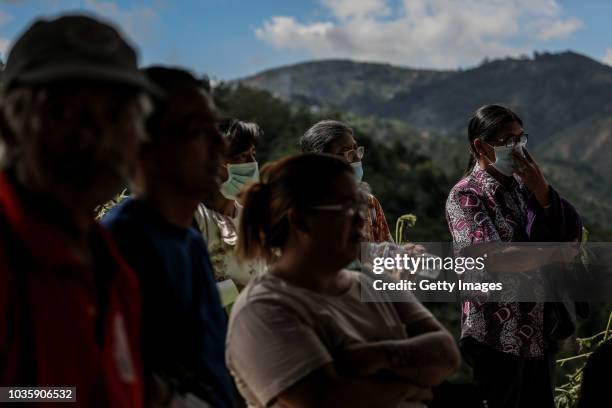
[{"left": 446, "top": 165, "right": 582, "bottom": 357}]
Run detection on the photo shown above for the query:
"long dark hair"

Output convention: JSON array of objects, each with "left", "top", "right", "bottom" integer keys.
[{"left": 464, "top": 104, "right": 523, "bottom": 176}]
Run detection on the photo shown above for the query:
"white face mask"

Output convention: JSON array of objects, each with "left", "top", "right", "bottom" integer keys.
[
  {"left": 491, "top": 144, "right": 525, "bottom": 176},
  {"left": 351, "top": 161, "right": 364, "bottom": 182},
  {"left": 220, "top": 161, "right": 259, "bottom": 200}
]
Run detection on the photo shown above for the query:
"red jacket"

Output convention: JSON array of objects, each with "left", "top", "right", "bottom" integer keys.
[{"left": 0, "top": 171, "right": 143, "bottom": 407}]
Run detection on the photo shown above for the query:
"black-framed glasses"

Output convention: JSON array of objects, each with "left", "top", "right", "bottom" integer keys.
[
  {"left": 340, "top": 146, "right": 365, "bottom": 163},
  {"left": 485, "top": 133, "right": 529, "bottom": 148}
]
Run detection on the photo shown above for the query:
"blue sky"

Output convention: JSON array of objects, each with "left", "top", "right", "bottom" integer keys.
[{"left": 1, "top": 0, "right": 611, "bottom": 80}]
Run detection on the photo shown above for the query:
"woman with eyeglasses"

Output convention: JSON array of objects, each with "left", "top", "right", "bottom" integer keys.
[
  {"left": 299, "top": 120, "right": 393, "bottom": 243},
  {"left": 446, "top": 104, "right": 582, "bottom": 408},
  {"left": 194, "top": 118, "right": 265, "bottom": 305},
  {"left": 226, "top": 153, "right": 460, "bottom": 408}
]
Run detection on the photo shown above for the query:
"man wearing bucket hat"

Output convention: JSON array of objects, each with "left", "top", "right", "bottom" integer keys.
[{"left": 0, "top": 15, "right": 159, "bottom": 407}]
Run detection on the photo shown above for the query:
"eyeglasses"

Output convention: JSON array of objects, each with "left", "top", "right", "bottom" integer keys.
[
  {"left": 308, "top": 200, "right": 368, "bottom": 218},
  {"left": 339, "top": 146, "right": 365, "bottom": 163},
  {"left": 485, "top": 133, "right": 529, "bottom": 148}
]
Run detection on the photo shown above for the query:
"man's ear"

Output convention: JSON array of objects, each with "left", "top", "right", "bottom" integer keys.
[
  {"left": 133, "top": 137, "right": 161, "bottom": 175},
  {"left": 288, "top": 207, "right": 309, "bottom": 233}
]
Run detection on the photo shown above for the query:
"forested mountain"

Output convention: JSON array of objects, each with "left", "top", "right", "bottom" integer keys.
[{"left": 237, "top": 52, "right": 612, "bottom": 236}]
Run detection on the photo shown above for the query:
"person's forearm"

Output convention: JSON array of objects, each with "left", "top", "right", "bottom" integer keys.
[
  {"left": 337, "top": 331, "right": 459, "bottom": 387},
  {"left": 382, "top": 332, "right": 459, "bottom": 386},
  {"left": 461, "top": 243, "right": 577, "bottom": 273},
  {"left": 485, "top": 246, "right": 554, "bottom": 273},
  {"left": 533, "top": 183, "right": 551, "bottom": 209}
]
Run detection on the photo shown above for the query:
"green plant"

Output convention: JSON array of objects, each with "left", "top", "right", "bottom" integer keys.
[
  {"left": 395, "top": 213, "right": 417, "bottom": 244},
  {"left": 95, "top": 189, "right": 128, "bottom": 220},
  {"left": 555, "top": 311, "right": 612, "bottom": 408}
]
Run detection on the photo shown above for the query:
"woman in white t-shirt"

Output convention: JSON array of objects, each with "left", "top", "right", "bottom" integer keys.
[
  {"left": 227, "top": 153, "right": 460, "bottom": 408},
  {"left": 195, "top": 119, "right": 265, "bottom": 305}
]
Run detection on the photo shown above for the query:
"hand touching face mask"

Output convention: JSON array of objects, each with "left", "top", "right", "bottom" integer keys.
[{"left": 480, "top": 137, "right": 527, "bottom": 177}]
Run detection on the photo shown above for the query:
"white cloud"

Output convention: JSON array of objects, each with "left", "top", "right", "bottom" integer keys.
[
  {"left": 321, "top": 0, "right": 390, "bottom": 20},
  {"left": 531, "top": 17, "right": 583, "bottom": 40},
  {"left": 603, "top": 49, "right": 612, "bottom": 67},
  {"left": 256, "top": 17, "right": 335, "bottom": 51},
  {"left": 255, "top": 0, "right": 584, "bottom": 69}
]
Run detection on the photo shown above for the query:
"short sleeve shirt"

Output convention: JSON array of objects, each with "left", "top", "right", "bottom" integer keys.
[
  {"left": 226, "top": 270, "right": 432, "bottom": 407},
  {"left": 194, "top": 202, "right": 265, "bottom": 286},
  {"left": 102, "top": 198, "right": 234, "bottom": 407}
]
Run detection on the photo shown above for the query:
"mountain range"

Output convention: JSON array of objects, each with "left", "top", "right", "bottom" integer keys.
[{"left": 239, "top": 51, "right": 612, "bottom": 230}]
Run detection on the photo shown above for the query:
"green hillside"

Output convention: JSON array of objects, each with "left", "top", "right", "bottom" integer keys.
[{"left": 238, "top": 52, "right": 612, "bottom": 237}]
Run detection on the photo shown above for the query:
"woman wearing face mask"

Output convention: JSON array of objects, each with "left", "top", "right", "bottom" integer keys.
[
  {"left": 195, "top": 119, "right": 264, "bottom": 302},
  {"left": 299, "top": 120, "right": 393, "bottom": 243},
  {"left": 446, "top": 104, "right": 583, "bottom": 408},
  {"left": 226, "top": 153, "right": 460, "bottom": 408}
]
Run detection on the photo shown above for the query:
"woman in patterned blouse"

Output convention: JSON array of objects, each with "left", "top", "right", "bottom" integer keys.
[
  {"left": 445, "top": 104, "right": 582, "bottom": 408},
  {"left": 299, "top": 120, "right": 393, "bottom": 243}
]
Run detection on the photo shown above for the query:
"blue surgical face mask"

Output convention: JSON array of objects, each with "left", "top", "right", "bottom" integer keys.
[
  {"left": 492, "top": 144, "right": 525, "bottom": 177},
  {"left": 351, "top": 161, "right": 364, "bottom": 182},
  {"left": 220, "top": 161, "right": 259, "bottom": 200}
]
